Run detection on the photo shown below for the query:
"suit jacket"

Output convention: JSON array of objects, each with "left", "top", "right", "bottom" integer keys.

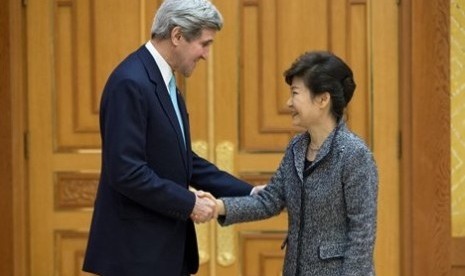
[
  {"left": 220, "top": 121, "right": 378, "bottom": 276},
  {"left": 83, "top": 45, "right": 252, "bottom": 276}
]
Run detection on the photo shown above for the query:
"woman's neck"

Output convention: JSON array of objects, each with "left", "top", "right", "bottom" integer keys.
[{"left": 307, "top": 119, "right": 338, "bottom": 149}]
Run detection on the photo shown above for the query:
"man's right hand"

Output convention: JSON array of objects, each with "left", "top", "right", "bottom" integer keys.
[{"left": 190, "top": 191, "right": 217, "bottom": 223}]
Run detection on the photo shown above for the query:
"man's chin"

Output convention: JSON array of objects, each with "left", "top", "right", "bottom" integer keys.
[{"left": 183, "top": 70, "right": 194, "bottom": 78}]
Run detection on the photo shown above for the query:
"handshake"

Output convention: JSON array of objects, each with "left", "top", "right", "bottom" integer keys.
[
  {"left": 189, "top": 190, "right": 224, "bottom": 224},
  {"left": 189, "top": 185, "right": 266, "bottom": 224}
]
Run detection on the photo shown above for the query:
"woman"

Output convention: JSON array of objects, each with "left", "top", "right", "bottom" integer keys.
[{"left": 216, "top": 51, "right": 378, "bottom": 275}]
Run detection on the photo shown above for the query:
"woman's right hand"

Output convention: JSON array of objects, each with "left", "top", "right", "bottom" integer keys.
[{"left": 216, "top": 199, "right": 225, "bottom": 215}]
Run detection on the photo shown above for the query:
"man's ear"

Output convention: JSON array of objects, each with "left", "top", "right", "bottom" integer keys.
[{"left": 171, "top": 26, "right": 183, "bottom": 45}]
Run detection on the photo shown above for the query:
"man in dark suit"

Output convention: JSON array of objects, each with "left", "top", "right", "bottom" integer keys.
[{"left": 82, "top": 0, "right": 254, "bottom": 275}]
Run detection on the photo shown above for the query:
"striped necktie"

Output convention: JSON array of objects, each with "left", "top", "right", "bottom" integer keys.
[{"left": 168, "top": 75, "right": 186, "bottom": 147}]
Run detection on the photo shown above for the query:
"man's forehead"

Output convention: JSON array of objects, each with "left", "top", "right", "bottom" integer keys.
[{"left": 197, "top": 28, "right": 217, "bottom": 40}]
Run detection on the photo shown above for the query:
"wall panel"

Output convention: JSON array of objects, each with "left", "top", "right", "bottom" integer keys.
[{"left": 240, "top": 0, "right": 372, "bottom": 152}]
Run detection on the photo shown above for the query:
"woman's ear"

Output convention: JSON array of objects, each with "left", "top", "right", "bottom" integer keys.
[{"left": 319, "top": 92, "right": 331, "bottom": 108}]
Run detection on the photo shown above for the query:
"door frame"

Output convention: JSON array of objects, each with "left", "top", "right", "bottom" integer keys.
[
  {"left": 0, "top": 0, "right": 452, "bottom": 275},
  {"left": 400, "top": 0, "right": 451, "bottom": 275},
  {"left": 0, "top": 0, "right": 28, "bottom": 275}
]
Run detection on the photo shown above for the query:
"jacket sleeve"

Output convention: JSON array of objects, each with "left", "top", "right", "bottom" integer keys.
[
  {"left": 189, "top": 152, "right": 253, "bottom": 198},
  {"left": 217, "top": 147, "right": 292, "bottom": 226},
  {"left": 341, "top": 145, "right": 378, "bottom": 275}
]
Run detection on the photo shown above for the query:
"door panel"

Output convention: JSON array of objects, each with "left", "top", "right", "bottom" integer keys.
[
  {"left": 27, "top": 0, "right": 161, "bottom": 275},
  {"left": 240, "top": 232, "right": 286, "bottom": 276},
  {"left": 239, "top": 0, "right": 371, "bottom": 152},
  {"left": 207, "top": 0, "right": 399, "bottom": 275},
  {"left": 27, "top": 0, "right": 399, "bottom": 275}
]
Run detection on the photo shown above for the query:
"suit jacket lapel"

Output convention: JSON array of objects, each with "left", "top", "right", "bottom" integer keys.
[{"left": 137, "top": 46, "right": 189, "bottom": 171}]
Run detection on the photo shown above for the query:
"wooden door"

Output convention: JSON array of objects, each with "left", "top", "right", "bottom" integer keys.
[
  {"left": 26, "top": 0, "right": 161, "bottom": 275},
  {"left": 26, "top": 0, "right": 399, "bottom": 275},
  {"left": 185, "top": 0, "right": 400, "bottom": 275}
]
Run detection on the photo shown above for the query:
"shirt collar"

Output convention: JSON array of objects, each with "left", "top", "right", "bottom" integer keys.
[{"left": 145, "top": 41, "right": 173, "bottom": 90}]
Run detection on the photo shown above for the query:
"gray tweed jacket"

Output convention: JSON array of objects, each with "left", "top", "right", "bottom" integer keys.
[{"left": 219, "top": 121, "right": 378, "bottom": 276}]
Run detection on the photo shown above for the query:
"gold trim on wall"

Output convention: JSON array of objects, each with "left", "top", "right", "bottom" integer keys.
[
  {"left": 196, "top": 223, "right": 211, "bottom": 265},
  {"left": 191, "top": 141, "right": 211, "bottom": 265},
  {"left": 451, "top": 0, "right": 465, "bottom": 237},
  {"left": 215, "top": 142, "right": 236, "bottom": 267}
]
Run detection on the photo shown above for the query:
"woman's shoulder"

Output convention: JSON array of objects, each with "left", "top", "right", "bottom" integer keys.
[
  {"left": 336, "top": 126, "right": 372, "bottom": 155},
  {"left": 289, "top": 132, "right": 308, "bottom": 145},
  {"left": 284, "top": 132, "right": 309, "bottom": 154}
]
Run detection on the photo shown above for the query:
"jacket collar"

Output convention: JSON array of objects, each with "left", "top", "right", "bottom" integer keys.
[{"left": 292, "top": 120, "right": 346, "bottom": 181}]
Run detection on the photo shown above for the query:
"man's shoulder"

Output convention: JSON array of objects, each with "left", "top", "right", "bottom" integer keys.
[
  {"left": 110, "top": 47, "right": 157, "bottom": 80},
  {"left": 116, "top": 46, "right": 148, "bottom": 70}
]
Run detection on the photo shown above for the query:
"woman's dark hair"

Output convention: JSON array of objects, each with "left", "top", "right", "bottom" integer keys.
[{"left": 284, "top": 51, "right": 356, "bottom": 121}]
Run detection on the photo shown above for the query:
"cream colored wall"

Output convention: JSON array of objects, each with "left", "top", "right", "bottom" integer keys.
[{"left": 451, "top": 0, "right": 465, "bottom": 237}]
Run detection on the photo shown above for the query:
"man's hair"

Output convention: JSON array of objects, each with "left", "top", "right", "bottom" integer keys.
[{"left": 151, "top": 0, "right": 223, "bottom": 41}]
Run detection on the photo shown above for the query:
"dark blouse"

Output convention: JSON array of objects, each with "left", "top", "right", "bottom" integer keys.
[{"left": 303, "top": 158, "right": 313, "bottom": 178}]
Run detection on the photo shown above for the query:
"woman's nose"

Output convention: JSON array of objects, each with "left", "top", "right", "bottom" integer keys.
[{"left": 286, "top": 97, "right": 292, "bottom": 107}]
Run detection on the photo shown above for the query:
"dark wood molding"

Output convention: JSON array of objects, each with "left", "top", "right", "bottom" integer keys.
[
  {"left": 452, "top": 237, "right": 465, "bottom": 274},
  {"left": 0, "top": 0, "right": 14, "bottom": 274},
  {"left": 400, "top": 0, "right": 451, "bottom": 275},
  {"left": 452, "top": 237, "right": 465, "bottom": 267},
  {"left": 399, "top": 0, "right": 413, "bottom": 273},
  {"left": 0, "top": 0, "right": 28, "bottom": 275}
]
